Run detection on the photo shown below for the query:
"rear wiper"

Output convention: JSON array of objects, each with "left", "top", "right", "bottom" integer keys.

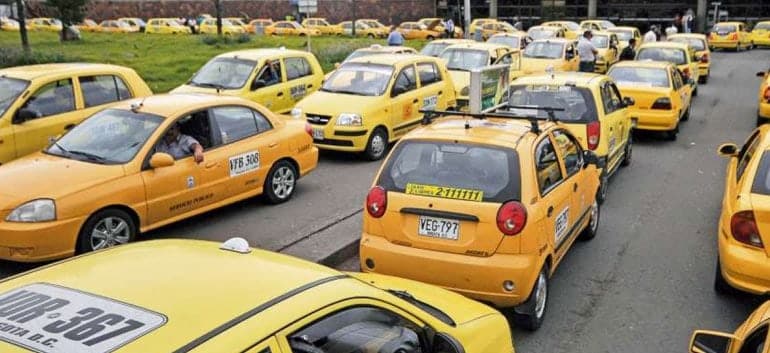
[{"left": 68, "top": 150, "right": 108, "bottom": 163}]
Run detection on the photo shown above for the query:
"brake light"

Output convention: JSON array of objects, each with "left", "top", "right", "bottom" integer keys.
[
  {"left": 700, "top": 53, "right": 709, "bottom": 63},
  {"left": 764, "top": 87, "right": 770, "bottom": 102},
  {"left": 730, "top": 211, "right": 764, "bottom": 248},
  {"left": 730, "top": 33, "right": 738, "bottom": 40},
  {"left": 709, "top": 32, "right": 715, "bottom": 40},
  {"left": 651, "top": 97, "right": 672, "bottom": 110},
  {"left": 586, "top": 121, "right": 600, "bottom": 150},
  {"left": 304, "top": 123, "right": 313, "bottom": 137},
  {"left": 496, "top": 201, "right": 527, "bottom": 235},
  {"left": 366, "top": 186, "right": 387, "bottom": 218}
]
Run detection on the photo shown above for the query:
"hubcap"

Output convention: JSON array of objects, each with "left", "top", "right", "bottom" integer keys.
[
  {"left": 371, "top": 133, "right": 385, "bottom": 157},
  {"left": 272, "top": 166, "right": 295, "bottom": 199},
  {"left": 534, "top": 271, "right": 547, "bottom": 318},
  {"left": 91, "top": 217, "right": 130, "bottom": 250},
  {"left": 589, "top": 201, "right": 599, "bottom": 233}
]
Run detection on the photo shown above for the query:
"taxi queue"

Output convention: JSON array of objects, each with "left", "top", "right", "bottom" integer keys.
[{"left": 0, "top": 17, "right": 767, "bottom": 353}]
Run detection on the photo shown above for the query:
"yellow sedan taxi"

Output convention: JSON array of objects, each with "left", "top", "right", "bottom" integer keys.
[
  {"left": 145, "top": 18, "right": 191, "bottom": 34},
  {"left": 338, "top": 20, "right": 381, "bottom": 38},
  {"left": 0, "top": 17, "right": 19, "bottom": 31},
  {"left": 580, "top": 19, "right": 615, "bottom": 31},
  {"left": 709, "top": 21, "right": 753, "bottom": 51},
  {"left": 360, "top": 109, "right": 603, "bottom": 330},
  {"left": 590, "top": 31, "right": 620, "bottom": 74},
  {"left": 420, "top": 38, "right": 474, "bottom": 57},
  {"left": 510, "top": 73, "right": 634, "bottom": 202},
  {"left": 247, "top": 18, "right": 273, "bottom": 34},
  {"left": 542, "top": 20, "right": 581, "bottom": 39},
  {"left": 0, "top": 94, "right": 317, "bottom": 262},
  {"left": 487, "top": 32, "right": 529, "bottom": 50},
  {"left": 526, "top": 25, "right": 565, "bottom": 41},
  {"left": 469, "top": 18, "right": 495, "bottom": 34},
  {"left": 690, "top": 301, "right": 770, "bottom": 353},
  {"left": 28, "top": 18, "right": 62, "bottom": 32},
  {"left": 293, "top": 55, "right": 457, "bottom": 160},
  {"left": 751, "top": 21, "right": 770, "bottom": 47},
  {"left": 607, "top": 26, "right": 642, "bottom": 51},
  {"left": 636, "top": 41, "right": 700, "bottom": 96},
  {"left": 301, "top": 17, "right": 342, "bottom": 35},
  {"left": 398, "top": 21, "right": 442, "bottom": 40},
  {"left": 0, "top": 238, "right": 514, "bottom": 353},
  {"left": 97, "top": 20, "right": 134, "bottom": 33},
  {"left": 265, "top": 20, "right": 320, "bottom": 36},
  {"left": 668, "top": 33, "right": 711, "bottom": 83},
  {"left": 479, "top": 20, "right": 518, "bottom": 40},
  {"left": 520, "top": 38, "right": 579, "bottom": 74},
  {"left": 419, "top": 17, "right": 463, "bottom": 38},
  {"left": 360, "top": 18, "right": 391, "bottom": 37},
  {"left": 224, "top": 17, "right": 249, "bottom": 32},
  {"left": 758, "top": 68, "right": 770, "bottom": 125},
  {"left": 0, "top": 63, "right": 152, "bottom": 164},
  {"left": 199, "top": 18, "right": 245, "bottom": 35},
  {"left": 608, "top": 61, "right": 693, "bottom": 140},
  {"left": 173, "top": 49, "right": 323, "bottom": 114},
  {"left": 118, "top": 17, "right": 145, "bottom": 32}
]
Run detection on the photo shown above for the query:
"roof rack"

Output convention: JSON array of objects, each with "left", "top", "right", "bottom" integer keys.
[{"left": 419, "top": 105, "right": 565, "bottom": 134}]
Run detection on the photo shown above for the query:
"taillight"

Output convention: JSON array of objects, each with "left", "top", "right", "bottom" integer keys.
[
  {"left": 700, "top": 53, "right": 709, "bottom": 63},
  {"left": 730, "top": 33, "right": 738, "bottom": 40},
  {"left": 304, "top": 123, "right": 313, "bottom": 137},
  {"left": 709, "top": 32, "right": 715, "bottom": 40},
  {"left": 651, "top": 97, "right": 672, "bottom": 110},
  {"left": 730, "top": 211, "right": 764, "bottom": 248},
  {"left": 764, "top": 87, "right": 770, "bottom": 102},
  {"left": 496, "top": 201, "right": 527, "bottom": 235},
  {"left": 366, "top": 186, "right": 387, "bottom": 218},
  {"left": 586, "top": 121, "right": 600, "bottom": 150}
]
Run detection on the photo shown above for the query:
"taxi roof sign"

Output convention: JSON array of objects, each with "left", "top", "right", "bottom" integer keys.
[
  {"left": 468, "top": 64, "right": 510, "bottom": 115},
  {"left": 220, "top": 237, "right": 252, "bottom": 254}
]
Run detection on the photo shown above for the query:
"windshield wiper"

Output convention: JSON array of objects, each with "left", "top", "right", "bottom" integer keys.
[
  {"left": 333, "top": 89, "right": 369, "bottom": 96},
  {"left": 68, "top": 150, "right": 108, "bottom": 163},
  {"left": 190, "top": 81, "right": 227, "bottom": 90}
]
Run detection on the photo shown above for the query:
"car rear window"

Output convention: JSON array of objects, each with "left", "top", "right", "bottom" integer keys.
[
  {"left": 752, "top": 151, "right": 770, "bottom": 195},
  {"left": 506, "top": 84, "right": 598, "bottom": 122},
  {"left": 637, "top": 48, "right": 687, "bottom": 65},
  {"left": 378, "top": 140, "right": 521, "bottom": 203},
  {"left": 714, "top": 24, "right": 737, "bottom": 33},
  {"left": 608, "top": 67, "right": 670, "bottom": 88},
  {"left": 670, "top": 37, "right": 706, "bottom": 51}
]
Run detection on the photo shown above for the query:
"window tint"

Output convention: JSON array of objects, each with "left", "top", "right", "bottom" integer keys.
[
  {"left": 738, "top": 132, "right": 762, "bottom": 181},
  {"left": 80, "top": 75, "right": 133, "bottom": 108},
  {"left": 673, "top": 69, "right": 684, "bottom": 89},
  {"left": 507, "top": 84, "right": 597, "bottom": 122},
  {"left": 212, "top": 106, "right": 261, "bottom": 144},
  {"left": 600, "top": 82, "right": 623, "bottom": 114},
  {"left": 553, "top": 130, "right": 582, "bottom": 177},
  {"left": 535, "top": 136, "right": 564, "bottom": 194},
  {"left": 24, "top": 79, "right": 75, "bottom": 118},
  {"left": 257, "top": 60, "right": 283, "bottom": 87},
  {"left": 737, "top": 325, "right": 767, "bottom": 353},
  {"left": 416, "top": 62, "right": 441, "bottom": 86},
  {"left": 285, "top": 57, "right": 313, "bottom": 80},
  {"left": 395, "top": 65, "right": 417, "bottom": 92}
]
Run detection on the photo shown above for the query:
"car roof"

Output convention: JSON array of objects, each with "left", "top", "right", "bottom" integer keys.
[
  {"left": 514, "top": 71, "right": 605, "bottom": 86},
  {"left": 530, "top": 38, "right": 572, "bottom": 44},
  {"left": 347, "top": 53, "right": 429, "bottom": 66},
  {"left": 667, "top": 33, "right": 707, "bottom": 40},
  {"left": 444, "top": 42, "right": 511, "bottom": 51},
  {"left": 110, "top": 94, "right": 254, "bottom": 117},
  {"left": 611, "top": 60, "right": 673, "bottom": 69},
  {"left": 404, "top": 116, "right": 554, "bottom": 149},
  {"left": 214, "top": 48, "right": 309, "bottom": 61},
  {"left": 0, "top": 63, "right": 135, "bottom": 81}
]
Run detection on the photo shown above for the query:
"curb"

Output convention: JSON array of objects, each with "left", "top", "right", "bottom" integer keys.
[{"left": 317, "top": 237, "right": 359, "bottom": 267}]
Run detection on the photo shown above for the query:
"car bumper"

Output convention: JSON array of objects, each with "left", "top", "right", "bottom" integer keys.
[
  {"left": 698, "top": 63, "right": 709, "bottom": 76},
  {"left": 359, "top": 234, "right": 541, "bottom": 307},
  {"left": 760, "top": 102, "right": 770, "bottom": 119},
  {"left": 0, "top": 217, "right": 84, "bottom": 262},
  {"left": 594, "top": 61, "right": 609, "bottom": 74},
  {"left": 718, "top": 227, "right": 770, "bottom": 294},
  {"left": 754, "top": 37, "right": 770, "bottom": 46},
  {"left": 709, "top": 40, "right": 739, "bottom": 48},
  {"left": 311, "top": 126, "right": 370, "bottom": 152},
  {"left": 628, "top": 108, "right": 679, "bottom": 131}
]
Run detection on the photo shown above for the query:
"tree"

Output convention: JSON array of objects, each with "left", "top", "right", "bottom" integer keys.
[
  {"left": 214, "top": 0, "right": 222, "bottom": 36},
  {"left": 15, "top": 0, "right": 29, "bottom": 52},
  {"left": 44, "top": 0, "right": 87, "bottom": 41}
]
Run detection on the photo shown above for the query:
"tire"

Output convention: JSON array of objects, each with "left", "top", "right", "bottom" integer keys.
[
  {"left": 264, "top": 160, "right": 298, "bottom": 204},
  {"left": 579, "top": 200, "right": 600, "bottom": 241},
  {"left": 621, "top": 132, "right": 632, "bottom": 167},
  {"left": 512, "top": 266, "right": 548, "bottom": 331},
  {"left": 363, "top": 128, "right": 388, "bottom": 161},
  {"left": 596, "top": 172, "right": 608, "bottom": 204},
  {"left": 367, "top": 33, "right": 375, "bottom": 39},
  {"left": 692, "top": 86, "right": 698, "bottom": 97},
  {"left": 76, "top": 208, "right": 137, "bottom": 254},
  {"left": 681, "top": 104, "right": 691, "bottom": 122},
  {"left": 699, "top": 73, "right": 708, "bottom": 84},
  {"left": 714, "top": 258, "right": 735, "bottom": 295},
  {"left": 665, "top": 124, "right": 678, "bottom": 141},
  {"left": 426, "top": 35, "right": 435, "bottom": 41}
]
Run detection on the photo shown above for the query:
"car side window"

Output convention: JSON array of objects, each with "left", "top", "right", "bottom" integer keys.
[
  {"left": 395, "top": 66, "right": 417, "bottom": 92},
  {"left": 212, "top": 106, "right": 272, "bottom": 145},
  {"left": 737, "top": 324, "right": 768, "bottom": 353},
  {"left": 80, "top": 75, "right": 132, "bottom": 108},
  {"left": 22, "top": 79, "right": 75, "bottom": 118},
  {"left": 285, "top": 57, "right": 313, "bottom": 81},
  {"left": 416, "top": 62, "right": 441, "bottom": 86},
  {"left": 672, "top": 69, "right": 683, "bottom": 90},
  {"left": 535, "top": 136, "right": 564, "bottom": 194},
  {"left": 552, "top": 129, "right": 583, "bottom": 177},
  {"left": 287, "top": 306, "right": 424, "bottom": 353},
  {"left": 600, "top": 83, "right": 623, "bottom": 114},
  {"left": 737, "top": 131, "right": 762, "bottom": 181},
  {"left": 256, "top": 60, "right": 283, "bottom": 87}
]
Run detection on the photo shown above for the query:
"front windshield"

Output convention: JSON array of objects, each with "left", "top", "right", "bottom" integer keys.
[
  {"left": 528, "top": 28, "right": 557, "bottom": 40},
  {"left": 189, "top": 57, "right": 257, "bottom": 89},
  {"left": 322, "top": 63, "right": 393, "bottom": 96},
  {"left": 420, "top": 42, "right": 451, "bottom": 57},
  {"left": 488, "top": 36, "right": 520, "bottom": 49},
  {"left": 523, "top": 41, "right": 564, "bottom": 59},
  {"left": 669, "top": 37, "right": 706, "bottom": 51},
  {"left": 610, "top": 30, "right": 633, "bottom": 41},
  {"left": 608, "top": 67, "right": 670, "bottom": 88},
  {"left": 0, "top": 77, "right": 28, "bottom": 117},
  {"left": 564, "top": 22, "right": 580, "bottom": 30},
  {"left": 47, "top": 109, "right": 163, "bottom": 164},
  {"left": 756, "top": 23, "right": 770, "bottom": 31},
  {"left": 637, "top": 48, "right": 686, "bottom": 65},
  {"left": 713, "top": 24, "right": 737, "bottom": 33},
  {"left": 440, "top": 49, "right": 490, "bottom": 71},
  {"left": 601, "top": 21, "right": 615, "bottom": 29},
  {"left": 591, "top": 35, "right": 610, "bottom": 48}
]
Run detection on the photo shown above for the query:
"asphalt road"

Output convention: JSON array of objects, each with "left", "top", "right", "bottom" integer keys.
[{"left": 0, "top": 48, "right": 766, "bottom": 353}]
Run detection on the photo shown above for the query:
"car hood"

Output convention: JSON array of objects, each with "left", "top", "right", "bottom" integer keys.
[
  {"left": 296, "top": 90, "right": 382, "bottom": 117},
  {"left": 0, "top": 153, "right": 126, "bottom": 210},
  {"left": 521, "top": 58, "right": 563, "bottom": 74}
]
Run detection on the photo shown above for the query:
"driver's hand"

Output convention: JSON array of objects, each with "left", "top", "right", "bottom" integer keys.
[{"left": 194, "top": 148, "right": 204, "bottom": 164}]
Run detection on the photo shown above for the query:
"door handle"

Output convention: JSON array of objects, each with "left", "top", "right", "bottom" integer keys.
[
  {"left": 547, "top": 206, "right": 554, "bottom": 217},
  {"left": 573, "top": 183, "right": 578, "bottom": 192},
  {"left": 307, "top": 84, "right": 313, "bottom": 88},
  {"left": 64, "top": 124, "right": 75, "bottom": 130},
  {"left": 438, "top": 90, "right": 443, "bottom": 95},
  {"left": 277, "top": 92, "right": 284, "bottom": 97},
  {"left": 412, "top": 98, "right": 419, "bottom": 104},
  {"left": 204, "top": 162, "right": 218, "bottom": 169},
  {"left": 269, "top": 142, "right": 278, "bottom": 148}
]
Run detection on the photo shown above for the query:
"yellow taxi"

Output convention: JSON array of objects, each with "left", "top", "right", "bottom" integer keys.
[
  {"left": 579, "top": 19, "right": 615, "bottom": 31},
  {"left": 0, "top": 94, "right": 318, "bottom": 262},
  {"left": 0, "top": 17, "right": 19, "bottom": 31},
  {"left": 222, "top": 17, "right": 248, "bottom": 31},
  {"left": 360, "top": 109, "right": 603, "bottom": 330},
  {"left": 334, "top": 44, "right": 417, "bottom": 70},
  {"left": 607, "top": 26, "right": 642, "bottom": 51},
  {"left": 690, "top": 301, "right": 770, "bottom": 353},
  {"left": 487, "top": 32, "right": 529, "bottom": 50},
  {"left": 398, "top": 21, "right": 442, "bottom": 40},
  {"left": 542, "top": 20, "right": 581, "bottom": 39},
  {"left": 709, "top": 21, "right": 752, "bottom": 51},
  {"left": 145, "top": 18, "right": 191, "bottom": 34},
  {"left": 265, "top": 20, "right": 320, "bottom": 36},
  {"left": 0, "top": 63, "right": 152, "bottom": 164},
  {"left": 469, "top": 18, "right": 495, "bottom": 34},
  {"left": 510, "top": 73, "right": 634, "bottom": 202},
  {"left": 75, "top": 19, "right": 99, "bottom": 32},
  {"left": 172, "top": 49, "right": 323, "bottom": 114},
  {"left": 590, "top": 31, "right": 620, "bottom": 74},
  {"left": 714, "top": 125, "right": 770, "bottom": 295},
  {"left": 479, "top": 20, "right": 518, "bottom": 40},
  {"left": 668, "top": 33, "right": 711, "bottom": 83},
  {"left": 751, "top": 21, "right": 770, "bottom": 47},
  {"left": 360, "top": 18, "right": 390, "bottom": 37},
  {"left": 338, "top": 20, "right": 381, "bottom": 38},
  {"left": 0, "top": 238, "right": 514, "bottom": 353},
  {"left": 758, "top": 68, "right": 770, "bottom": 125},
  {"left": 439, "top": 42, "right": 522, "bottom": 109},
  {"left": 608, "top": 61, "right": 693, "bottom": 140},
  {"left": 420, "top": 38, "right": 474, "bottom": 57},
  {"left": 199, "top": 18, "right": 245, "bottom": 35},
  {"left": 301, "top": 17, "right": 342, "bottom": 35},
  {"left": 520, "top": 38, "right": 579, "bottom": 74},
  {"left": 28, "top": 18, "right": 62, "bottom": 32},
  {"left": 419, "top": 17, "right": 463, "bottom": 38},
  {"left": 247, "top": 18, "right": 273, "bottom": 34},
  {"left": 636, "top": 41, "right": 700, "bottom": 96},
  {"left": 293, "top": 55, "right": 457, "bottom": 160},
  {"left": 526, "top": 25, "right": 565, "bottom": 41},
  {"left": 97, "top": 20, "right": 135, "bottom": 33},
  {"left": 118, "top": 17, "right": 145, "bottom": 32}
]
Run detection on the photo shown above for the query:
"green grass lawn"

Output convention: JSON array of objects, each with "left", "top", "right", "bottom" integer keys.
[{"left": 0, "top": 31, "right": 426, "bottom": 93}]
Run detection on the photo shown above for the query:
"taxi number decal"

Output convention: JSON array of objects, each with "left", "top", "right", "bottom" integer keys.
[
  {"left": 422, "top": 95, "right": 438, "bottom": 110},
  {"left": 290, "top": 85, "right": 307, "bottom": 100},
  {"left": 554, "top": 207, "right": 570, "bottom": 246},
  {"left": 405, "top": 183, "right": 483, "bottom": 202},
  {"left": 229, "top": 151, "right": 260, "bottom": 177},
  {"left": 402, "top": 104, "right": 414, "bottom": 119},
  {"left": 0, "top": 283, "right": 165, "bottom": 353}
]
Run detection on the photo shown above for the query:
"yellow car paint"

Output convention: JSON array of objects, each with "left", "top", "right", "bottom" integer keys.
[
  {"left": 667, "top": 33, "right": 711, "bottom": 83},
  {"left": 579, "top": 19, "right": 615, "bottom": 31},
  {"left": 199, "top": 18, "right": 245, "bottom": 35},
  {"left": 607, "top": 26, "right": 642, "bottom": 51},
  {"left": 635, "top": 41, "right": 700, "bottom": 94},
  {"left": 758, "top": 69, "right": 770, "bottom": 122},
  {"left": 751, "top": 21, "right": 770, "bottom": 47},
  {"left": 97, "top": 20, "right": 135, "bottom": 33},
  {"left": 526, "top": 25, "right": 565, "bottom": 41},
  {"left": 265, "top": 20, "right": 320, "bottom": 36},
  {"left": 118, "top": 17, "right": 144, "bottom": 32},
  {"left": 480, "top": 21, "right": 518, "bottom": 40},
  {"left": 520, "top": 38, "right": 579, "bottom": 74},
  {"left": 398, "top": 21, "right": 442, "bottom": 40},
  {"left": 75, "top": 19, "right": 99, "bottom": 32},
  {"left": 360, "top": 19, "right": 390, "bottom": 37},
  {"left": 590, "top": 31, "right": 620, "bottom": 74},
  {"left": 0, "top": 17, "right": 19, "bottom": 31},
  {"left": 542, "top": 20, "right": 581, "bottom": 39},
  {"left": 469, "top": 18, "right": 495, "bottom": 34},
  {"left": 337, "top": 20, "right": 381, "bottom": 38},
  {"left": 690, "top": 301, "right": 770, "bottom": 353},
  {"left": 487, "top": 32, "right": 528, "bottom": 50},
  {"left": 301, "top": 17, "right": 342, "bottom": 35},
  {"left": 420, "top": 38, "right": 475, "bottom": 57},
  {"left": 419, "top": 17, "right": 463, "bottom": 38},
  {"left": 248, "top": 18, "right": 273, "bottom": 34},
  {"left": 709, "top": 21, "right": 752, "bottom": 50},
  {"left": 27, "top": 18, "right": 62, "bottom": 32},
  {"left": 145, "top": 18, "right": 191, "bottom": 34}
]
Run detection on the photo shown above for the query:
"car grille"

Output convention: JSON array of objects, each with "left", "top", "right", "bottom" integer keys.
[{"left": 306, "top": 113, "right": 332, "bottom": 125}]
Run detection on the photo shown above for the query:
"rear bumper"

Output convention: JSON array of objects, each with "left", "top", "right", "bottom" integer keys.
[
  {"left": 628, "top": 108, "right": 679, "bottom": 131},
  {"left": 709, "top": 41, "right": 739, "bottom": 49},
  {"left": 0, "top": 217, "right": 84, "bottom": 262},
  {"left": 698, "top": 63, "right": 709, "bottom": 77},
  {"left": 359, "top": 234, "right": 541, "bottom": 307},
  {"left": 718, "top": 227, "right": 770, "bottom": 295}
]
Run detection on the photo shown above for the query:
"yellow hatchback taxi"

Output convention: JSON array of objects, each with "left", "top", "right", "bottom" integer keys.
[
  {"left": 487, "top": 32, "right": 529, "bottom": 50},
  {"left": 608, "top": 61, "right": 693, "bottom": 140},
  {"left": 542, "top": 20, "right": 581, "bottom": 39},
  {"left": 397, "top": 21, "right": 442, "bottom": 40},
  {"left": 199, "top": 18, "right": 245, "bottom": 35},
  {"left": 668, "top": 33, "right": 711, "bottom": 83},
  {"left": 714, "top": 125, "right": 770, "bottom": 295},
  {"left": 0, "top": 238, "right": 514, "bottom": 353},
  {"left": 479, "top": 20, "right": 518, "bottom": 40},
  {"left": 360, "top": 110, "right": 603, "bottom": 330},
  {"left": 338, "top": 20, "right": 381, "bottom": 38},
  {"left": 607, "top": 26, "right": 642, "bottom": 51},
  {"left": 172, "top": 49, "right": 323, "bottom": 114},
  {"left": 510, "top": 73, "right": 634, "bottom": 202},
  {"left": 636, "top": 41, "right": 700, "bottom": 96},
  {"left": 145, "top": 18, "right": 191, "bottom": 34},
  {"left": 758, "top": 68, "right": 770, "bottom": 126},
  {"left": 0, "top": 63, "right": 152, "bottom": 164},
  {"left": 97, "top": 20, "right": 134, "bottom": 33},
  {"left": 590, "top": 31, "right": 620, "bottom": 74},
  {"left": 301, "top": 17, "right": 342, "bottom": 35},
  {"left": 420, "top": 38, "right": 474, "bottom": 57},
  {"left": 521, "top": 38, "right": 579, "bottom": 74},
  {"left": 709, "top": 21, "right": 752, "bottom": 51},
  {"left": 0, "top": 17, "right": 19, "bottom": 31},
  {"left": 28, "top": 18, "right": 62, "bottom": 32},
  {"left": 0, "top": 94, "right": 317, "bottom": 262},
  {"left": 294, "top": 55, "right": 457, "bottom": 160},
  {"left": 689, "top": 301, "right": 770, "bottom": 353},
  {"left": 360, "top": 18, "right": 390, "bottom": 37},
  {"left": 752, "top": 21, "right": 770, "bottom": 47}
]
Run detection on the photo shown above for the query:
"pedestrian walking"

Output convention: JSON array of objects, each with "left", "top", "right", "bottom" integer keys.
[
  {"left": 387, "top": 25, "right": 404, "bottom": 46},
  {"left": 683, "top": 9, "right": 694, "bottom": 33},
  {"left": 577, "top": 30, "right": 598, "bottom": 72},
  {"left": 619, "top": 38, "right": 637, "bottom": 60},
  {"left": 445, "top": 18, "right": 455, "bottom": 38},
  {"left": 644, "top": 25, "right": 657, "bottom": 42}
]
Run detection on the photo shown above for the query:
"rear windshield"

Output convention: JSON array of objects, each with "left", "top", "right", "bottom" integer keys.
[
  {"left": 669, "top": 37, "right": 706, "bottom": 51},
  {"left": 506, "top": 84, "right": 598, "bottom": 122},
  {"left": 752, "top": 151, "right": 770, "bottom": 195},
  {"left": 756, "top": 23, "right": 770, "bottom": 31},
  {"left": 637, "top": 47, "right": 687, "bottom": 65},
  {"left": 378, "top": 140, "right": 521, "bottom": 203},
  {"left": 713, "top": 24, "right": 737, "bottom": 33},
  {"left": 608, "top": 67, "right": 670, "bottom": 88},
  {"left": 591, "top": 35, "right": 610, "bottom": 48}
]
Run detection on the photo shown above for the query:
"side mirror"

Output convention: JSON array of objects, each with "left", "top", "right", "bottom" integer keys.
[
  {"left": 689, "top": 330, "right": 735, "bottom": 353},
  {"left": 13, "top": 108, "right": 40, "bottom": 124},
  {"left": 623, "top": 97, "right": 635, "bottom": 106},
  {"left": 717, "top": 143, "right": 739, "bottom": 157},
  {"left": 251, "top": 79, "right": 266, "bottom": 91},
  {"left": 758, "top": 71, "right": 768, "bottom": 77},
  {"left": 582, "top": 150, "right": 605, "bottom": 168},
  {"left": 149, "top": 152, "right": 175, "bottom": 168},
  {"left": 391, "top": 84, "right": 407, "bottom": 97}
]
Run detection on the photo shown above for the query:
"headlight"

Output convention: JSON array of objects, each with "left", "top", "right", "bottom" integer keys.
[
  {"left": 6, "top": 199, "right": 56, "bottom": 223},
  {"left": 460, "top": 86, "right": 470, "bottom": 96},
  {"left": 291, "top": 108, "right": 303, "bottom": 119},
  {"left": 336, "top": 113, "right": 362, "bottom": 126}
]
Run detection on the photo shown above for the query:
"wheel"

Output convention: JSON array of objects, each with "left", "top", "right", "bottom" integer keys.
[
  {"left": 579, "top": 200, "right": 600, "bottom": 240},
  {"left": 692, "top": 86, "right": 698, "bottom": 97},
  {"left": 77, "top": 208, "right": 137, "bottom": 254},
  {"left": 363, "top": 128, "right": 388, "bottom": 161},
  {"left": 512, "top": 266, "right": 548, "bottom": 331},
  {"left": 714, "top": 257, "right": 735, "bottom": 295},
  {"left": 681, "top": 104, "right": 691, "bottom": 121},
  {"left": 264, "top": 160, "right": 298, "bottom": 204},
  {"left": 426, "top": 35, "right": 434, "bottom": 40},
  {"left": 596, "top": 172, "right": 608, "bottom": 204},
  {"left": 367, "top": 33, "right": 375, "bottom": 39},
  {"left": 699, "top": 73, "right": 708, "bottom": 84},
  {"left": 621, "top": 132, "right": 632, "bottom": 167},
  {"left": 664, "top": 123, "right": 678, "bottom": 141}
]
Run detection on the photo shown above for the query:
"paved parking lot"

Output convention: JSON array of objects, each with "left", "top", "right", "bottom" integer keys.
[{"left": 0, "top": 48, "right": 767, "bottom": 351}]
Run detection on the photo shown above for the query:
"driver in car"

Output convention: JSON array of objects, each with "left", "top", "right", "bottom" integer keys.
[{"left": 157, "top": 123, "right": 204, "bottom": 163}]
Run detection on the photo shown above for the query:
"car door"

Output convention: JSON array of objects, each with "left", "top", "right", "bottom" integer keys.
[
  {"left": 389, "top": 64, "right": 421, "bottom": 138},
  {"left": 565, "top": 42, "right": 579, "bottom": 70},
  {"left": 598, "top": 80, "right": 627, "bottom": 171},
  {"left": 671, "top": 67, "right": 691, "bottom": 115},
  {"left": 494, "top": 50, "right": 523, "bottom": 80},
  {"left": 551, "top": 129, "right": 593, "bottom": 233},
  {"left": 248, "top": 58, "right": 289, "bottom": 112},
  {"left": 282, "top": 56, "right": 317, "bottom": 112},
  {"left": 534, "top": 134, "right": 572, "bottom": 257}
]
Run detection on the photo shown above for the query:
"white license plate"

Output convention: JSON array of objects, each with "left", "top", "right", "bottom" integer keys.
[
  {"left": 418, "top": 216, "right": 459, "bottom": 240},
  {"left": 312, "top": 128, "right": 324, "bottom": 140}
]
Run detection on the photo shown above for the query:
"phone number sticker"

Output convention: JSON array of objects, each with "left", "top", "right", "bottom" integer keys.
[
  {"left": 405, "top": 183, "right": 484, "bottom": 202},
  {"left": 0, "top": 283, "right": 166, "bottom": 353},
  {"left": 229, "top": 150, "right": 260, "bottom": 177}
]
